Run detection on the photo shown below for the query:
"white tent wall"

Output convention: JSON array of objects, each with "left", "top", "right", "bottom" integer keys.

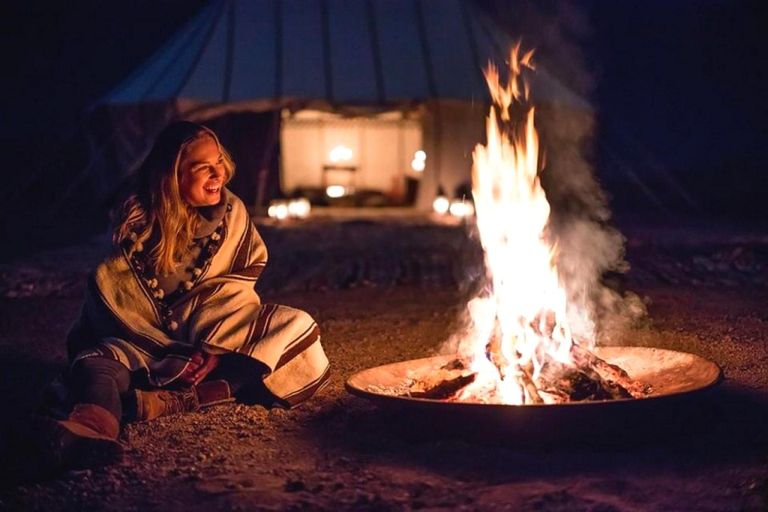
[
  {"left": 280, "top": 111, "right": 423, "bottom": 200},
  {"left": 88, "top": 100, "right": 591, "bottom": 214},
  {"left": 415, "top": 100, "right": 596, "bottom": 213},
  {"left": 416, "top": 100, "right": 487, "bottom": 210}
]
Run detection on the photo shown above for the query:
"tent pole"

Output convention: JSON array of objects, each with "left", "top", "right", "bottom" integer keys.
[
  {"left": 254, "top": 111, "right": 281, "bottom": 212},
  {"left": 432, "top": 100, "right": 443, "bottom": 196}
]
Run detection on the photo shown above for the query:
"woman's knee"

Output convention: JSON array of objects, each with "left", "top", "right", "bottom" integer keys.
[
  {"left": 291, "top": 308, "right": 320, "bottom": 336},
  {"left": 73, "top": 356, "right": 131, "bottom": 390}
]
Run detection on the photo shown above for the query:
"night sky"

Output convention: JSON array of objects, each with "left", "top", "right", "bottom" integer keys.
[
  {"left": 4, "top": 0, "right": 766, "bottom": 222},
  {"left": 589, "top": 0, "right": 766, "bottom": 216}
]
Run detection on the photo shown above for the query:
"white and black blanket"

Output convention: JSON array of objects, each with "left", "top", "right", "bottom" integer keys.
[{"left": 67, "top": 192, "right": 329, "bottom": 407}]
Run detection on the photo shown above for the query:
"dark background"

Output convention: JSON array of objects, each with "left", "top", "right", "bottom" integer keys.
[{"left": 2, "top": 0, "right": 766, "bottom": 256}]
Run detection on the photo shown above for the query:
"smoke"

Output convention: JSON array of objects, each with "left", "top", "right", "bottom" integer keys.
[
  {"left": 441, "top": 1, "right": 647, "bottom": 353},
  {"left": 528, "top": 1, "right": 648, "bottom": 344}
]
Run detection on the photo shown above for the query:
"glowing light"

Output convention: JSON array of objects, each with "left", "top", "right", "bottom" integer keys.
[
  {"left": 269, "top": 198, "right": 311, "bottom": 220},
  {"left": 267, "top": 202, "right": 289, "bottom": 220},
  {"left": 449, "top": 199, "right": 475, "bottom": 218},
  {"left": 287, "top": 198, "right": 311, "bottom": 218},
  {"left": 326, "top": 185, "right": 347, "bottom": 198},
  {"left": 432, "top": 195, "right": 450, "bottom": 215},
  {"left": 329, "top": 145, "right": 353, "bottom": 163},
  {"left": 412, "top": 150, "right": 426, "bottom": 171},
  {"left": 411, "top": 159, "right": 425, "bottom": 172}
]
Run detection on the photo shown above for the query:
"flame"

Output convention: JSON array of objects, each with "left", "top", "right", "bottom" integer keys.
[
  {"left": 483, "top": 43, "right": 535, "bottom": 121},
  {"left": 458, "top": 45, "right": 577, "bottom": 405}
]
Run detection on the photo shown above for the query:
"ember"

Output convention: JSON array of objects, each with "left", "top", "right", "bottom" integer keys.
[
  {"left": 416, "top": 44, "right": 649, "bottom": 405},
  {"left": 401, "top": 343, "right": 650, "bottom": 405},
  {"left": 348, "top": 347, "right": 721, "bottom": 410}
]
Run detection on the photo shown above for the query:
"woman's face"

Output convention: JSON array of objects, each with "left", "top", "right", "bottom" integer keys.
[{"left": 178, "top": 136, "right": 226, "bottom": 207}]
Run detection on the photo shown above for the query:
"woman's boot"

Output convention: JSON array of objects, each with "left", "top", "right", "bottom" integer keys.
[
  {"left": 46, "top": 403, "right": 123, "bottom": 470},
  {"left": 131, "top": 380, "right": 232, "bottom": 421}
]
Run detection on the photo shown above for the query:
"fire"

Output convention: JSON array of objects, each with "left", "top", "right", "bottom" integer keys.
[
  {"left": 456, "top": 45, "right": 581, "bottom": 405},
  {"left": 354, "top": 44, "right": 650, "bottom": 406}
]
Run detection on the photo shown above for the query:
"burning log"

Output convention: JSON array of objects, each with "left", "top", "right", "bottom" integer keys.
[
  {"left": 486, "top": 331, "right": 511, "bottom": 378},
  {"left": 514, "top": 363, "right": 544, "bottom": 404},
  {"left": 408, "top": 373, "right": 476, "bottom": 400},
  {"left": 406, "top": 362, "right": 476, "bottom": 400},
  {"left": 538, "top": 360, "right": 631, "bottom": 401},
  {"left": 400, "top": 345, "right": 650, "bottom": 404},
  {"left": 569, "top": 344, "right": 651, "bottom": 398},
  {"left": 485, "top": 332, "right": 544, "bottom": 403}
]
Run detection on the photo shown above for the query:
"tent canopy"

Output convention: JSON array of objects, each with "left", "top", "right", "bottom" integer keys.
[
  {"left": 100, "top": 0, "right": 588, "bottom": 112},
  {"left": 82, "top": 0, "right": 591, "bottom": 212}
]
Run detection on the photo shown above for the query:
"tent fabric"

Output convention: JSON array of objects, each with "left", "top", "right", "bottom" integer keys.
[
  {"left": 100, "top": 0, "right": 589, "bottom": 110},
  {"left": 83, "top": 0, "right": 591, "bottom": 212}
]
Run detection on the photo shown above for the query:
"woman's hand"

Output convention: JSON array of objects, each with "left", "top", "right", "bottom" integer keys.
[{"left": 178, "top": 351, "right": 220, "bottom": 386}]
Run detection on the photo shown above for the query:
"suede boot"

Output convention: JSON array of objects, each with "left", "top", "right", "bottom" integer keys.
[
  {"left": 132, "top": 379, "right": 233, "bottom": 422},
  {"left": 46, "top": 403, "right": 123, "bottom": 470}
]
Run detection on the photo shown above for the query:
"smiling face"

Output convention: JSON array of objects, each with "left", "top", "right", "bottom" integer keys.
[{"left": 178, "top": 136, "right": 227, "bottom": 207}]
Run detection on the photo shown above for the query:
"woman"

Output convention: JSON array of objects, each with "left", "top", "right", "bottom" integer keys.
[{"left": 45, "top": 121, "right": 330, "bottom": 470}]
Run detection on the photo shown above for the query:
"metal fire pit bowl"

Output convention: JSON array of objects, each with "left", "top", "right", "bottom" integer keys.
[{"left": 345, "top": 347, "right": 723, "bottom": 446}]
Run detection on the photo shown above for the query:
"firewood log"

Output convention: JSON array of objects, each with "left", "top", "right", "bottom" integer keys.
[
  {"left": 407, "top": 370, "right": 476, "bottom": 400},
  {"left": 569, "top": 344, "right": 649, "bottom": 398},
  {"left": 398, "top": 343, "right": 650, "bottom": 403},
  {"left": 514, "top": 363, "right": 544, "bottom": 404}
]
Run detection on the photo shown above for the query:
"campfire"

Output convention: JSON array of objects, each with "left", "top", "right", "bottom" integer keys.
[
  {"left": 400, "top": 45, "right": 648, "bottom": 405},
  {"left": 346, "top": 45, "right": 721, "bottom": 411}
]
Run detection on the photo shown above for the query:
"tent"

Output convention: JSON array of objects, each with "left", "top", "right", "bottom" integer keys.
[{"left": 87, "top": 0, "right": 590, "bottom": 211}]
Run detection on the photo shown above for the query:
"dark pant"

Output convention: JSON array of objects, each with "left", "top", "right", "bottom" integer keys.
[
  {"left": 207, "top": 353, "right": 273, "bottom": 406},
  {"left": 70, "top": 354, "right": 272, "bottom": 420},
  {"left": 71, "top": 357, "right": 131, "bottom": 420}
]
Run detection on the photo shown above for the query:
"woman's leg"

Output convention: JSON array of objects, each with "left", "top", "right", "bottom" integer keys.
[
  {"left": 243, "top": 305, "right": 328, "bottom": 408},
  {"left": 207, "top": 353, "right": 276, "bottom": 406},
  {"left": 41, "top": 357, "right": 128, "bottom": 471},
  {"left": 70, "top": 357, "right": 132, "bottom": 420}
]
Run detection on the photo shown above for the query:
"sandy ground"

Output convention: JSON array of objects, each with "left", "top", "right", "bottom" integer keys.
[{"left": 0, "top": 223, "right": 767, "bottom": 511}]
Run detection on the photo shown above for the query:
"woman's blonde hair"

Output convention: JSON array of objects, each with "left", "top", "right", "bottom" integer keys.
[{"left": 112, "top": 121, "right": 235, "bottom": 275}]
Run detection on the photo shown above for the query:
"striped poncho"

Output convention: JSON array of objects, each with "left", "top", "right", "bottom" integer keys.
[{"left": 66, "top": 191, "right": 329, "bottom": 408}]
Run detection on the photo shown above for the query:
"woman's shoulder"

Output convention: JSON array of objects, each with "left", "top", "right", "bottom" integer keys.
[
  {"left": 223, "top": 188, "right": 255, "bottom": 224},
  {"left": 224, "top": 188, "right": 245, "bottom": 212}
]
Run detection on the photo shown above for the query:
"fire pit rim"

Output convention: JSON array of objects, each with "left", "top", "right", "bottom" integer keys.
[{"left": 345, "top": 346, "right": 723, "bottom": 408}]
